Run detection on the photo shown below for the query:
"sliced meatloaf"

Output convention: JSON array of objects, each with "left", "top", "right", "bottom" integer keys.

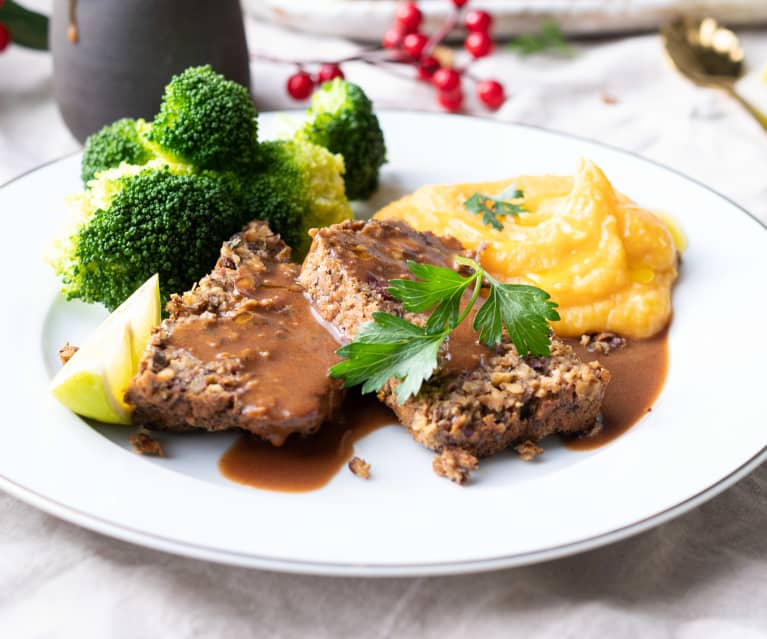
[
  {"left": 126, "top": 221, "right": 344, "bottom": 446},
  {"left": 299, "top": 219, "right": 610, "bottom": 481}
]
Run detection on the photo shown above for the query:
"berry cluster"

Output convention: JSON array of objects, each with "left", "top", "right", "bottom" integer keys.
[
  {"left": 287, "top": 63, "right": 345, "bottom": 100},
  {"left": 282, "top": 0, "right": 506, "bottom": 113},
  {"left": 0, "top": 0, "right": 9, "bottom": 53},
  {"left": 0, "top": 0, "right": 49, "bottom": 53}
]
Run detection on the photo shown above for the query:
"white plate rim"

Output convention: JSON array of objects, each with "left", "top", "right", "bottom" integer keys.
[
  {"left": 1, "top": 445, "right": 764, "bottom": 576},
  {"left": 1, "top": 111, "right": 765, "bottom": 577}
]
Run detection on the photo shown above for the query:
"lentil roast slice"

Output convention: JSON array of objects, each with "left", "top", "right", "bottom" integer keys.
[
  {"left": 298, "top": 219, "right": 610, "bottom": 482},
  {"left": 126, "top": 221, "right": 344, "bottom": 446}
]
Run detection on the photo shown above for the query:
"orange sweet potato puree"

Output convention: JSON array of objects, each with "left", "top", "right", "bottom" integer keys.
[{"left": 374, "top": 159, "right": 681, "bottom": 339}]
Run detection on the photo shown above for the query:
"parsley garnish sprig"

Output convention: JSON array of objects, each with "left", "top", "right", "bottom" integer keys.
[
  {"left": 329, "top": 257, "right": 560, "bottom": 403},
  {"left": 508, "top": 20, "right": 573, "bottom": 57},
  {"left": 464, "top": 187, "right": 526, "bottom": 230}
]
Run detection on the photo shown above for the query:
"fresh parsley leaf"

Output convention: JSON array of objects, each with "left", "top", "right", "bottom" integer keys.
[
  {"left": 330, "top": 312, "right": 446, "bottom": 404},
  {"left": 388, "top": 260, "right": 479, "bottom": 333},
  {"left": 508, "top": 20, "right": 573, "bottom": 57},
  {"left": 464, "top": 187, "right": 526, "bottom": 231},
  {"left": 473, "top": 277, "right": 560, "bottom": 356},
  {"left": 330, "top": 257, "right": 559, "bottom": 403}
]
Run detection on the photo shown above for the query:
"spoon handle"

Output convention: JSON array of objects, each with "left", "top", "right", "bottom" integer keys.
[{"left": 723, "top": 85, "right": 767, "bottom": 133}]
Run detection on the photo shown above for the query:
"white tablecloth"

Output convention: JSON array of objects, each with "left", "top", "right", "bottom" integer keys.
[{"left": 2, "top": 11, "right": 767, "bottom": 638}]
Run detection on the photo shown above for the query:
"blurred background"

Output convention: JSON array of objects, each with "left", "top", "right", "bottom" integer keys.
[
  {"left": 247, "top": 0, "right": 767, "bottom": 39},
  {"left": 1, "top": 2, "right": 765, "bottom": 157},
  {"left": 2, "top": 1, "right": 766, "bottom": 203}
]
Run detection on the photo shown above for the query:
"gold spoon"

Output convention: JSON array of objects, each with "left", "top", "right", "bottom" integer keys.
[{"left": 662, "top": 16, "right": 767, "bottom": 132}]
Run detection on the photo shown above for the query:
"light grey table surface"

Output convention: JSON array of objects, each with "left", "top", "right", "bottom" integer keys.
[{"left": 1, "top": 11, "right": 766, "bottom": 639}]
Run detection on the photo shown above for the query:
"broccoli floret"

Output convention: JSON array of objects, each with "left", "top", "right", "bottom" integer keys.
[
  {"left": 149, "top": 65, "right": 258, "bottom": 173},
  {"left": 297, "top": 78, "right": 386, "bottom": 200},
  {"left": 48, "top": 161, "right": 249, "bottom": 311},
  {"left": 248, "top": 139, "right": 353, "bottom": 256},
  {"left": 51, "top": 68, "right": 357, "bottom": 311},
  {"left": 80, "top": 119, "right": 156, "bottom": 184}
]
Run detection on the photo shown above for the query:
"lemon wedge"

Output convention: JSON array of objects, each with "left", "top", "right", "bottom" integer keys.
[{"left": 50, "top": 274, "right": 161, "bottom": 424}]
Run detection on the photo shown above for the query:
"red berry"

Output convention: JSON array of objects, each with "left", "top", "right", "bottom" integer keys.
[
  {"left": 476, "top": 79, "right": 505, "bottom": 110},
  {"left": 395, "top": 1, "right": 422, "bottom": 34},
  {"left": 317, "top": 63, "right": 344, "bottom": 84},
  {"left": 286, "top": 71, "right": 314, "bottom": 100},
  {"left": 0, "top": 23, "right": 9, "bottom": 53},
  {"left": 464, "top": 9, "right": 492, "bottom": 33},
  {"left": 417, "top": 56, "right": 441, "bottom": 81},
  {"left": 432, "top": 67, "right": 460, "bottom": 92},
  {"left": 382, "top": 26, "right": 405, "bottom": 49},
  {"left": 437, "top": 88, "right": 463, "bottom": 113},
  {"left": 465, "top": 31, "right": 493, "bottom": 58},
  {"left": 452, "top": 0, "right": 469, "bottom": 7},
  {"left": 402, "top": 32, "right": 428, "bottom": 58}
]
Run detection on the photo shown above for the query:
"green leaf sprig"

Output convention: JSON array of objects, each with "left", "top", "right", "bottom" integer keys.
[
  {"left": 0, "top": 1, "right": 49, "bottom": 50},
  {"left": 508, "top": 20, "right": 573, "bottom": 57},
  {"left": 464, "top": 187, "right": 526, "bottom": 231},
  {"left": 329, "top": 257, "right": 560, "bottom": 403}
]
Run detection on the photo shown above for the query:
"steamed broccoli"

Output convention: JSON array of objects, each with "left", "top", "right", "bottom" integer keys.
[
  {"left": 48, "top": 161, "right": 249, "bottom": 311},
  {"left": 80, "top": 118, "right": 156, "bottom": 184},
  {"left": 148, "top": 65, "right": 259, "bottom": 173},
  {"left": 52, "top": 67, "right": 359, "bottom": 311},
  {"left": 248, "top": 139, "right": 353, "bottom": 256},
  {"left": 297, "top": 78, "right": 386, "bottom": 200}
]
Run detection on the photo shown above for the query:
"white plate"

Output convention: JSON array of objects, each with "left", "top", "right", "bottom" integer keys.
[{"left": 1, "top": 112, "right": 765, "bottom": 577}]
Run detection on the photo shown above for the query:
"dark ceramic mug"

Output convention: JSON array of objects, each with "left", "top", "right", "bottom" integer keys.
[{"left": 51, "top": 0, "right": 251, "bottom": 142}]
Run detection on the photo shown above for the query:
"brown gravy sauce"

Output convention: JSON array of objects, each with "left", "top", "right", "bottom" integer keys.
[
  {"left": 218, "top": 331, "right": 668, "bottom": 491},
  {"left": 167, "top": 261, "right": 341, "bottom": 446},
  {"left": 215, "top": 218, "right": 669, "bottom": 490},
  {"left": 339, "top": 218, "right": 463, "bottom": 286},
  {"left": 219, "top": 392, "right": 395, "bottom": 492},
  {"left": 333, "top": 219, "right": 491, "bottom": 375},
  {"left": 563, "top": 328, "right": 669, "bottom": 450}
]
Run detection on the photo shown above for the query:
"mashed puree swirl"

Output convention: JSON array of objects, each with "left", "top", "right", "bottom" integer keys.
[{"left": 375, "top": 159, "right": 680, "bottom": 339}]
